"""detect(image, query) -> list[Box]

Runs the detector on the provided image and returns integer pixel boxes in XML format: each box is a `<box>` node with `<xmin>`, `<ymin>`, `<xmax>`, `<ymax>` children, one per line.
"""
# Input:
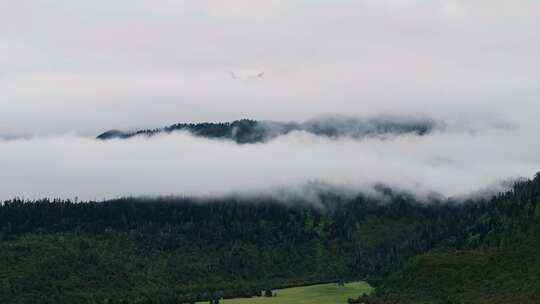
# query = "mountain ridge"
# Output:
<box><xmin>96</xmin><ymin>117</ymin><xmax>436</xmax><ymax>143</ymax></box>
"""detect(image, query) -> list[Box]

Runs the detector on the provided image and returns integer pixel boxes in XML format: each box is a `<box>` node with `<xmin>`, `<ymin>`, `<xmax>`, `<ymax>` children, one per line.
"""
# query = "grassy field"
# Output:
<box><xmin>198</xmin><ymin>282</ymin><xmax>373</xmax><ymax>304</ymax></box>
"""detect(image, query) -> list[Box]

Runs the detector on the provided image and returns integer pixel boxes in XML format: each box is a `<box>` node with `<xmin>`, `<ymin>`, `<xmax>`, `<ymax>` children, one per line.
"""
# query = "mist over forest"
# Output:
<box><xmin>1</xmin><ymin>113</ymin><xmax>537</xmax><ymax>202</ymax></box>
<box><xmin>2</xmin><ymin>1</ymin><xmax>540</xmax><ymax>304</ymax></box>
<box><xmin>2</xmin><ymin>1</ymin><xmax>540</xmax><ymax>203</ymax></box>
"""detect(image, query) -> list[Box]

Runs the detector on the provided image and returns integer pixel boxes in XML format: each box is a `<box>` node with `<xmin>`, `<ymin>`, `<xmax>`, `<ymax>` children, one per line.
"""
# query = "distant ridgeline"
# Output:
<box><xmin>96</xmin><ymin>117</ymin><xmax>436</xmax><ymax>143</ymax></box>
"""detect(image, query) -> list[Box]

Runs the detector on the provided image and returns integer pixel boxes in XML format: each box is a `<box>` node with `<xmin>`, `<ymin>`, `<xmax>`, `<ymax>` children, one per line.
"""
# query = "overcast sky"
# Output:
<box><xmin>1</xmin><ymin>1</ymin><xmax>539</xmax><ymax>200</ymax></box>
<box><xmin>2</xmin><ymin>0</ymin><xmax>539</xmax><ymax>135</ymax></box>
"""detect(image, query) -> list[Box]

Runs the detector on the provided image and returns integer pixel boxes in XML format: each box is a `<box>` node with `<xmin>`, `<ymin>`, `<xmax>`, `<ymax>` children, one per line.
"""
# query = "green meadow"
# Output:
<box><xmin>198</xmin><ymin>282</ymin><xmax>373</xmax><ymax>304</ymax></box>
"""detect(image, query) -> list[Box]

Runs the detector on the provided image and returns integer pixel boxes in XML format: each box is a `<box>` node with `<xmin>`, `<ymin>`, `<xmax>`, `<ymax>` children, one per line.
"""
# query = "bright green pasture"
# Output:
<box><xmin>198</xmin><ymin>281</ymin><xmax>373</xmax><ymax>304</ymax></box>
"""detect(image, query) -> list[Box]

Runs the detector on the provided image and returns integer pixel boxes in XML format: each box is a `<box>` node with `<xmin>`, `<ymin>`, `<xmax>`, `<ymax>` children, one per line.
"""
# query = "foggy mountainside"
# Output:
<box><xmin>96</xmin><ymin>117</ymin><xmax>436</xmax><ymax>143</ymax></box>
<box><xmin>1</xmin><ymin>173</ymin><xmax>540</xmax><ymax>303</ymax></box>
<box><xmin>3</xmin><ymin>1</ymin><xmax>540</xmax><ymax>304</ymax></box>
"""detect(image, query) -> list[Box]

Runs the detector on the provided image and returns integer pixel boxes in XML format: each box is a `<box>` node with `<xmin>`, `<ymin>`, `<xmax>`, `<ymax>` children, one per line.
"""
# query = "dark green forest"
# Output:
<box><xmin>361</xmin><ymin>174</ymin><xmax>540</xmax><ymax>304</ymax></box>
<box><xmin>1</xmin><ymin>174</ymin><xmax>540</xmax><ymax>303</ymax></box>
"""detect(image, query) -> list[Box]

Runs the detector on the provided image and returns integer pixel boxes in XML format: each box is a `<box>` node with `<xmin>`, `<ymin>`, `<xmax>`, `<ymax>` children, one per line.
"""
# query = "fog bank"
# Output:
<box><xmin>1</xmin><ymin>120</ymin><xmax>538</xmax><ymax>201</ymax></box>
<box><xmin>1</xmin><ymin>1</ymin><xmax>540</xmax><ymax>201</ymax></box>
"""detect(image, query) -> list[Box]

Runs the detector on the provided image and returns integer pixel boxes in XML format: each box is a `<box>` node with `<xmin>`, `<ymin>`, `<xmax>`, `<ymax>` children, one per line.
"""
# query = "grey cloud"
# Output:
<box><xmin>0</xmin><ymin>122</ymin><xmax>538</xmax><ymax>201</ymax></box>
<box><xmin>1</xmin><ymin>1</ymin><xmax>539</xmax><ymax>201</ymax></box>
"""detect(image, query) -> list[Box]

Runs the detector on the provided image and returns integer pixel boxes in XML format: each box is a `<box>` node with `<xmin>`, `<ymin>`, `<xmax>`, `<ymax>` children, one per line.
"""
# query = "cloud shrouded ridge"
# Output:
<box><xmin>1</xmin><ymin>113</ymin><xmax>537</xmax><ymax>202</ymax></box>
<box><xmin>96</xmin><ymin>115</ymin><xmax>438</xmax><ymax>143</ymax></box>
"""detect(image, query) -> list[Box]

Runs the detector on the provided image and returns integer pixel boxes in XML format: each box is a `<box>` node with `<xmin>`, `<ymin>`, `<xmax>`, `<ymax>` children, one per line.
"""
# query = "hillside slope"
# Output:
<box><xmin>0</xmin><ymin>194</ymin><xmax>455</xmax><ymax>303</ymax></box>
<box><xmin>367</xmin><ymin>241</ymin><xmax>540</xmax><ymax>304</ymax></box>
<box><xmin>363</xmin><ymin>174</ymin><xmax>540</xmax><ymax>304</ymax></box>
<box><xmin>1</xmin><ymin>174</ymin><xmax>539</xmax><ymax>303</ymax></box>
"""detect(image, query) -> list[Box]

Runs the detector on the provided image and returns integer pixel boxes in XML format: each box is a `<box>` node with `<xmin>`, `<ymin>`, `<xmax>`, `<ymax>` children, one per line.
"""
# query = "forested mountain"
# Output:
<box><xmin>1</xmin><ymin>173</ymin><xmax>539</xmax><ymax>303</ymax></box>
<box><xmin>0</xmin><ymin>192</ymin><xmax>454</xmax><ymax>303</ymax></box>
<box><xmin>96</xmin><ymin>117</ymin><xmax>436</xmax><ymax>143</ymax></box>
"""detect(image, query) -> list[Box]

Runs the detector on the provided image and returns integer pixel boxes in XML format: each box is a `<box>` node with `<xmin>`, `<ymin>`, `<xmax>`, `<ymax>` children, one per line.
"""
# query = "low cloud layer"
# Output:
<box><xmin>1</xmin><ymin>1</ymin><xmax>539</xmax><ymax>201</ymax></box>
<box><xmin>1</xmin><ymin>117</ymin><xmax>538</xmax><ymax>201</ymax></box>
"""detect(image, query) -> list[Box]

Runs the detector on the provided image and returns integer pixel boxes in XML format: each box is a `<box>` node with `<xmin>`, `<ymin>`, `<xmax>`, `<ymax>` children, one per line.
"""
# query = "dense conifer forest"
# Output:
<box><xmin>1</xmin><ymin>173</ymin><xmax>539</xmax><ymax>303</ymax></box>
<box><xmin>360</xmin><ymin>174</ymin><xmax>540</xmax><ymax>304</ymax></box>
